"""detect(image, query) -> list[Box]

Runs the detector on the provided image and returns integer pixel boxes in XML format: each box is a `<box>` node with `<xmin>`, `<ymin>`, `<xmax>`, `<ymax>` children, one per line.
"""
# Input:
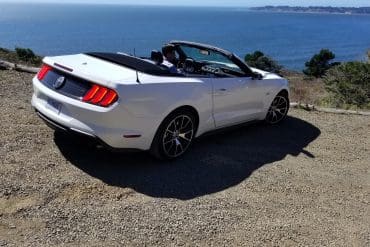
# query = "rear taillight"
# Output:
<box><xmin>37</xmin><ymin>64</ymin><xmax>52</xmax><ymax>81</ymax></box>
<box><xmin>82</xmin><ymin>84</ymin><xmax>118</xmax><ymax>107</ymax></box>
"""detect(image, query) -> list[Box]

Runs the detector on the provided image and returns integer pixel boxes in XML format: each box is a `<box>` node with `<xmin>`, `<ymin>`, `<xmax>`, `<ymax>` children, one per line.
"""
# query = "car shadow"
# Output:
<box><xmin>54</xmin><ymin>116</ymin><xmax>320</xmax><ymax>200</ymax></box>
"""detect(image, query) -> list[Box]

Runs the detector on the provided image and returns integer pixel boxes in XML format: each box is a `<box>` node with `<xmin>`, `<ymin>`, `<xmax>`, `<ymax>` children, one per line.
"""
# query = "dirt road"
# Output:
<box><xmin>1</xmin><ymin>70</ymin><xmax>369</xmax><ymax>246</ymax></box>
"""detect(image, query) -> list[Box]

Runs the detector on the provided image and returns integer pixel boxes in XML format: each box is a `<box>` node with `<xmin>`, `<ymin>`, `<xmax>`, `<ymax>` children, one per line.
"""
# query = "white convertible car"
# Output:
<box><xmin>32</xmin><ymin>41</ymin><xmax>289</xmax><ymax>159</ymax></box>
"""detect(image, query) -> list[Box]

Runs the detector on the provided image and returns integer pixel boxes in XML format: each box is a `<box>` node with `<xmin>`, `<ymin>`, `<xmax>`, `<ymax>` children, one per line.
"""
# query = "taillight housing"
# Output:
<box><xmin>37</xmin><ymin>64</ymin><xmax>52</xmax><ymax>81</ymax></box>
<box><xmin>82</xmin><ymin>84</ymin><xmax>118</xmax><ymax>107</ymax></box>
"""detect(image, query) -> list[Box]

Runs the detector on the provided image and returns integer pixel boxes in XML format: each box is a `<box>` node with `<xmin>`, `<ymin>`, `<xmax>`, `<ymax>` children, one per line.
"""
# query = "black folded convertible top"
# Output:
<box><xmin>85</xmin><ymin>52</ymin><xmax>175</xmax><ymax>76</ymax></box>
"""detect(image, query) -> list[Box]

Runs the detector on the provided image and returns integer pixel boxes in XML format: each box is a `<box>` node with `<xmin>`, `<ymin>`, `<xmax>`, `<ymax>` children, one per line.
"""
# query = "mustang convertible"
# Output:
<box><xmin>32</xmin><ymin>41</ymin><xmax>289</xmax><ymax>159</ymax></box>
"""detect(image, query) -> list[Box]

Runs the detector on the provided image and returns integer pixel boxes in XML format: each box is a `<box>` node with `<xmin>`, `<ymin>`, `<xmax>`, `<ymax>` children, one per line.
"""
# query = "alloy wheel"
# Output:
<box><xmin>266</xmin><ymin>95</ymin><xmax>289</xmax><ymax>124</ymax></box>
<box><xmin>162</xmin><ymin>115</ymin><xmax>194</xmax><ymax>158</ymax></box>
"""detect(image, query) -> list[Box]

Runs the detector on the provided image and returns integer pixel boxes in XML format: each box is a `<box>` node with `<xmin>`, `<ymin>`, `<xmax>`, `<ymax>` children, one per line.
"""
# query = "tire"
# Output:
<box><xmin>150</xmin><ymin>110</ymin><xmax>196</xmax><ymax>160</ymax></box>
<box><xmin>265</xmin><ymin>93</ymin><xmax>289</xmax><ymax>124</ymax></box>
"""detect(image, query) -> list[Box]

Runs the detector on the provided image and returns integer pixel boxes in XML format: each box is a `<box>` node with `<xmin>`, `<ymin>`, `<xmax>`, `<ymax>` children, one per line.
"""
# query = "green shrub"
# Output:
<box><xmin>324</xmin><ymin>61</ymin><xmax>370</xmax><ymax>109</ymax></box>
<box><xmin>15</xmin><ymin>47</ymin><xmax>36</xmax><ymax>61</ymax></box>
<box><xmin>244</xmin><ymin>51</ymin><xmax>282</xmax><ymax>73</ymax></box>
<box><xmin>303</xmin><ymin>49</ymin><xmax>338</xmax><ymax>78</ymax></box>
<box><xmin>0</xmin><ymin>46</ymin><xmax>42</xmax><ymax>66</ymax></box>
<box><xmin>14</xmin><ymin>47</ymin><xmax>42</xmax><ymax>65</ymax></box>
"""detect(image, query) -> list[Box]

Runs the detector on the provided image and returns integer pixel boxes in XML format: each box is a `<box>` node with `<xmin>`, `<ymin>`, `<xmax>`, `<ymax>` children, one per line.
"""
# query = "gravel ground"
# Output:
<box><xmin>0</xmin><ymin>70</ymin><xmax>369</xmax><ymax>246</ymax></box>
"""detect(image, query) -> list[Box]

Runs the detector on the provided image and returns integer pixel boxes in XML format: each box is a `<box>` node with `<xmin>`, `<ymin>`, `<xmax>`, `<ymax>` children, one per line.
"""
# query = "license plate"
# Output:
<box><xmin>46</xmin><ymin>98</ymin><xmax>61</xmax><ymax>114</ymax></box>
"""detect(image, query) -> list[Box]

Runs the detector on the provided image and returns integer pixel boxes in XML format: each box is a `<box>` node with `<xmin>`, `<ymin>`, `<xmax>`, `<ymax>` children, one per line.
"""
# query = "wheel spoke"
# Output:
<box><xmin>179</xmin><ymin>116</ymin><xmax>184</xmax><ymax>129</ymax></box>
<box><xmin>169</xmin><ymin>121</ymin><xmax>177</xmax><ymax>132</ymax></box>
<box><xmin>275</xmin><ymin>109</ymin><xmax>283</xmax><ymax>116</ymax></box>
<box><xmin>175</xmin><ymin>139</ymin><xmax>183</xmax><ymax>154</ymax></box>
<box><xmin>166</xmin><ymin>129</ymin><xmax>174</xmax><ymax>135</ymax></box>
<box><xmin>179</xmin><ymin>133</ymin><xmax>191</xmax><ymax>142</ymax></box>
<box><xmin>181</xmin><ymin>118</ymin><xmax>190</xmax><ymax>130</ymax></box>
<box><xmin>174</xmin><ymin>121</ymin><xmax>180</xmax><ymax>132</ymax></box>
<box><xmin>166</xmin><ymin>140</ymin><xmax>175</xmax><ymax>153</ymax></box>
<box><xmin>278</xmin><ymin>104</ymin><xmax>287</xmax><ymax>113</ymax></box>
<box><xmin>182</xmin><ymin>129</ymin><xmax>193</xmax><ymax>135</ymax></box>
<box><xmin>278</xmin><ymin>97</ymin><xmax>283</xmax><ymax>106</ymax></box>
<box><xmin>173</xmin><ymin>143</ymin><xmax>178</xmax><ymax>156</ymax></box>
<box><xmin>277</xmin><ymin>108</ymin><xmax>286</xmax><ymax>115</ymax></box>
<box><xmin>164</xmin><ymin>139</ymin><xmax>174</xmax><ymax>145</ymax></box>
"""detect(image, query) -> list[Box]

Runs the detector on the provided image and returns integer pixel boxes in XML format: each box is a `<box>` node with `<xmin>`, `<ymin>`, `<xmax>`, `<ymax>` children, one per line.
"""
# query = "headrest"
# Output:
<box><xmin>151</xmin><ymin>50</ymin><xmax>163</xmax><ymax>65</ymax></box>
<box><xmin>162</xmin><ymin>44</ymin><xmax>175</xmax><ymax>56</ymax></box>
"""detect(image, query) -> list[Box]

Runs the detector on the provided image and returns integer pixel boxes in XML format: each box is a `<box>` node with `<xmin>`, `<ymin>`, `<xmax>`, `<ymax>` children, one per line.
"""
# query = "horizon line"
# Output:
<box><xmin>1</xmin><ymin>2</ymin><xmax>370</xmax><ymax>8</ymax></box>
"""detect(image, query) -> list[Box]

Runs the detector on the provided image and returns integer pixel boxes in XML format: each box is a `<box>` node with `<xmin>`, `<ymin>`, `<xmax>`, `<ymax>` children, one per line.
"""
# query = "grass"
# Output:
<box><xmin>283</xmin><ymin>70</ymin><xmax>370</xmax><ymax>110</ymax></box>
<box><xmin>281</xmin><ymin>70</ymin><xmax>329</xmax><ymax>106</ymax></box>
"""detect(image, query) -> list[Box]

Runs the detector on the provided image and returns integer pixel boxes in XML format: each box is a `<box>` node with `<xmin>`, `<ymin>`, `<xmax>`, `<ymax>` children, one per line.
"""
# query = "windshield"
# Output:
<box><xmin>179</xmin><ymin>45</ymin><xmax>243</xmax><ymax>72</ymax></box>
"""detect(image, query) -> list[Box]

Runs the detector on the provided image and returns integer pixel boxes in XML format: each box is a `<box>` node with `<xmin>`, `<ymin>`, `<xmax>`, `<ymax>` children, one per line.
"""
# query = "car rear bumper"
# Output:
<box><xmin>32</xmin><ymin>77</ymin><xmax>160</xmax><ymax>150</ymax></box>
<box><xmin>36</xmin><ymin>109</ymin><xmax>104</xmax><ymax>144</ymax></box>
<box><xmin>35</xmin><ymin>110</ymin><xmax>141</xmax><ymax>152</ymax></box>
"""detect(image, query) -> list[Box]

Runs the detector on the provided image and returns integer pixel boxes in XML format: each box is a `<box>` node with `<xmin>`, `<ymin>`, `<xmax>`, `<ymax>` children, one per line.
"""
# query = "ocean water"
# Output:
<box><xmin>1</xmin><ymin>3</ymin><xmax>370</xmax><ymax>71</ymax></box>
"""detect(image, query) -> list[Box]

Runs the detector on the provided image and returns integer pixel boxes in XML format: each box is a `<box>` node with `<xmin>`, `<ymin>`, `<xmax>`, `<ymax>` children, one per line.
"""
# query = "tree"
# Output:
<box><xmin>324</xmin><ymin>61</ymin><xmax>370</xmax><ymax>109</ymax></box>
<box><xmin>303</xmin><ymin>49</ymin><xmax>338</xmax><ymax>78</ymax></box>
<box><xmin>244</xmin><ymin>51</ymin><xmax>282</xmax><ymax>73</ymax></box>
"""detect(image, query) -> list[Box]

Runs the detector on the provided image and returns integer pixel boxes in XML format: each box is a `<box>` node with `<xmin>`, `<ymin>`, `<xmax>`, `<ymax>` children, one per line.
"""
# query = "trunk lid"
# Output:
<box><xmin>43</xmin><ymin>53</ymin><xmax>138</xmax><ymax>86</ymax></box>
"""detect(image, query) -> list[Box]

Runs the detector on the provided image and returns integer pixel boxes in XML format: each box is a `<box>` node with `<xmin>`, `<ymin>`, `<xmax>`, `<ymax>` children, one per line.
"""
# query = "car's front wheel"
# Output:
<box><xmin>265</xmin><ymin>93</ymin><xmax>289</xmax><ymax>124</ymax></box>
<box><xmin>150</xmin><ymin>110</ymin><xmax>196</xmax><ymax>160</ymax></box>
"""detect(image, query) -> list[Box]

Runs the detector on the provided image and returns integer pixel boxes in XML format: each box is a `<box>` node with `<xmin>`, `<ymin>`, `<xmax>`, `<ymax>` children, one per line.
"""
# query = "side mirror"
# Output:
<box><xmin>252</xmin><ymin>72</ymin><xmax>263</xmax><ymax>80</ymax></box>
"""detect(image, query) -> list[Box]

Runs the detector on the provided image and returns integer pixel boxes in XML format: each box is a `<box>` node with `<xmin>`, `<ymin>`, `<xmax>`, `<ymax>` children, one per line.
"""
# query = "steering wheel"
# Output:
<box><xmin>183</xmin><ymin>58</ymin><xmax>196</xmax><ymax>73</ymax></box>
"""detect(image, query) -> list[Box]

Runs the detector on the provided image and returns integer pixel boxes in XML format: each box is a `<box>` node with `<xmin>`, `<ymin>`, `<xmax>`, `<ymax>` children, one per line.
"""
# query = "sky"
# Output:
<box><xmin>0</xmin><ymin>0</ymin><xmax>369</xmax><ymax>7</ymax></box>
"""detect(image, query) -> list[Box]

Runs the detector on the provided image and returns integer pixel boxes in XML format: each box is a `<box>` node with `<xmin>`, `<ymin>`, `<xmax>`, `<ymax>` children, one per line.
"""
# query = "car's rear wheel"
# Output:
<box><xmin>150</xmin><ymin>110</ymin><xmax>196</xmax><ymax>160</ymax></box>
<box><xmin>265</xmin><ymin>93</ymin><xmax>289</xmax><ymax>124</ymax></box>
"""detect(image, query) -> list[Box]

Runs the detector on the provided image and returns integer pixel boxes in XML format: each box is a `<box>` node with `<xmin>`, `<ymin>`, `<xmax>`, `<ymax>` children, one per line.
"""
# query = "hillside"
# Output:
<box><xmin>251</xmin><ymin>6</ymin><xmax>370</xmax><ymax>15</ymax></box>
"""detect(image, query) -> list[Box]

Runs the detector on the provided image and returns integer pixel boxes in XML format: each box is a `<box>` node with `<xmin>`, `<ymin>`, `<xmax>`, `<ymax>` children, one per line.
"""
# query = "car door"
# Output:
<box><xmin>173</xmin><ymin>43</ymin><xmax>266</xmax><ymax>128</ymax></box>
<box><xmin>211</xmin><ymin>76</ymin><xmax>265</xmax><ymax>128</ymax></box>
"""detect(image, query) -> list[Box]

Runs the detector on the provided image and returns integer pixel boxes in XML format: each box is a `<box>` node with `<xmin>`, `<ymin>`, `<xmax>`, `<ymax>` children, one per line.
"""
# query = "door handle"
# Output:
<box><xmin>214</xmin><ymin>88</ymin><xmax>227</xmax><ymax>96</ymax></box>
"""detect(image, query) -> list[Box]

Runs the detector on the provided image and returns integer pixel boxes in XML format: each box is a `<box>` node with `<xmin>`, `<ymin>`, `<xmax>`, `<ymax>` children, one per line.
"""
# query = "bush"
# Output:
<box><xmin>15</xmin><ymin>47</ymin><xmax>37</xmax><ymax>62</ymax></box>
<box><xmin>303</xmin><ymin>49</ymin><xmax>338</xmax><ymax>78</ymax></box>
<box><xmin>0</xmin><ymin>46</ymin><xmax>42</xmax><ymax>66</ymax></box>
<box><xmin>244</xmin><ymin>51</ymin><xmax>282</xmax><ymax>73</ymax></box>
<box><xmin>0</xmin><ymin>47</ymin><xmax>10</xmax><ymax>53</ymax></box>
<box><xmin>14</xmin><ymin>47</ymin><xmax>42</xmax><ymax>65</ymax></box>
<box><xmin>324</xmin><ymin>61</ymin><xmax>370</xmax><ymax>109</ymax></box>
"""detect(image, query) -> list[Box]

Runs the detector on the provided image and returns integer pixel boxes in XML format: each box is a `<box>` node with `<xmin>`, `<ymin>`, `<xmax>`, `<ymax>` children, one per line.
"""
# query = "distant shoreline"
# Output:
<box><xmin>249</xmin><ymin>10</ymin><xmax>370</xmax><ymax>16</ymax></box>
<box><xmin>250</xmin><ymin>6</ymin><xmax>370</xmax><ymax>15</ymax></box>
<box><xmin>1</xmin><ymin>3</ymin><xmax>369</xmax><ymax>13</ymax></box>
